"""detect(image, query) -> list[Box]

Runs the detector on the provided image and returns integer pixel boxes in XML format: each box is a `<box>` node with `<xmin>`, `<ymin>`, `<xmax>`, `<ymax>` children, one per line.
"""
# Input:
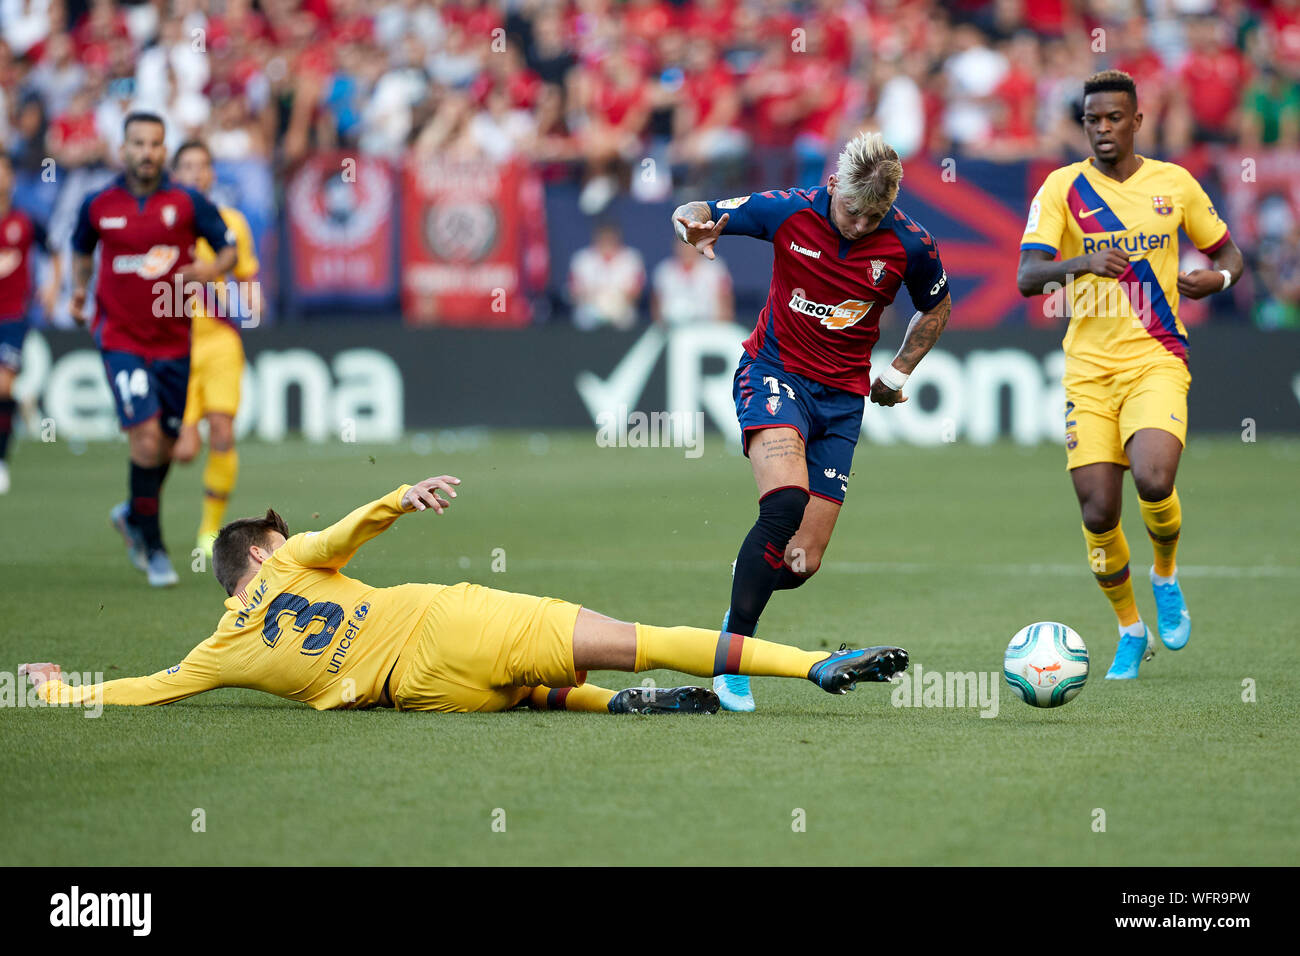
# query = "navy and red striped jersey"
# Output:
<box><xmin>0</xmin><ymin>207</ymin><xmax>53</xmax><ymax>322</ymax></box>
<box><xmin>707</xmin><ymin>186</ymin><xmax>949</xmax><ymax>396</ymax></box>
<box><xmin>71</xmin><ymin>173</ymin><xmax>232</xmax><ymax>359</ymax></box>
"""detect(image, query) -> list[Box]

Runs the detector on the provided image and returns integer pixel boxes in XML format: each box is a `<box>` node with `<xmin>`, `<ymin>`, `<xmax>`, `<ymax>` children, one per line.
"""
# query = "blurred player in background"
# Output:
<box><xmin>169</xmin><ymin>140</ymin><xmax>261</xmax><ymax>560</ymax></box>
<box><xmin>70</xmin><ymin>112</ymin><xmax>236</xmax><ymax>586</ymax></box>
<box><xmin>1017</xmin><ymin>71</ymin><xmax>1244</xmax><ymax>679</ymax></box>
<box><xmin>0</xmin><ymin>153</ymin><xmax>61</xmax><ymax>495</ymax></box>
<box><xmin>22</xmin><ymin>476</ymin><xmax>909</xmax><ymax>714</ymax></box>
<box><xmin>672</xmin><ymin>131</ymin><xmax>952</xmax><ymax>711</ymax></box>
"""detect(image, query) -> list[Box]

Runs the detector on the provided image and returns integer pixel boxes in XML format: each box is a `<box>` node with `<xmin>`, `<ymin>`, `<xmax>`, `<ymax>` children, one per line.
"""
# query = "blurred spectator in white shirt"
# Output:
<box><xmin>652</xmin><ymin>240</ymin><xmax>733</xmax><ymax>327</ymax></box>
<box><xmin>943</xmin><ymin>24</ymin><xmax>1009</xmax><ymax>147</ymax></box>
<box><xmin>2</xmin><ymin>0</ymin><xmax>52</xmax><ymax>58</ymax></box>
<box><xmin>569</xmin><ymin>222</ymin><xmax>645</xmax><ymax>331</ymax></box>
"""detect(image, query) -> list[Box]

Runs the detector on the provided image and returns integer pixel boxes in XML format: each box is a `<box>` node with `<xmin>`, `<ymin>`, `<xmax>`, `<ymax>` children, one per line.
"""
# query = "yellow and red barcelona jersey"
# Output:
<box><xmin>190</xmin><ymin>205</ymin><xmax>258</xmax><ymax>346</ymax></box>
<box><xmin>1020</xmin><ymin>156</ymin><xmax>1230</xmax><ymax>374</ymax></box>
<box><xmin>38</xmin><ymin>486</ymin><xmax>448</xmax><ymax>710</ymax></box>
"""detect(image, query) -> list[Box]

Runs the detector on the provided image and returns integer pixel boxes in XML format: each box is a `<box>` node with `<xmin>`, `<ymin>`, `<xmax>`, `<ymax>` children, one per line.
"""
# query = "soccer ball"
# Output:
<box><xmin>1003</xmin><ymin>622</ymin><xmax>1089</xmax><ymax>708</ymax></box>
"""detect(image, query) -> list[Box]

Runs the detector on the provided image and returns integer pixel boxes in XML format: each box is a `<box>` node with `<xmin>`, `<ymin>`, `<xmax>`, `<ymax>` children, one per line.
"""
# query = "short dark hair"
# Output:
<box><xmin>1083</xmin><ymin>69</ymin><xmax>1137</xmax><ymax>109</ymax></box>
<box><xmin>212</xmin><ymin>509</ymin><xmax>290</xmax><ymax>596</ymax></box>
<box><xmin>171</xmin><ymin>139</ymin><xmax>211</xmax><ymax>169</ymax></box>
<box><xmin>122</xmin><ymin>111</ymin><xmax>166</xmax><ymax>136</ymax></box>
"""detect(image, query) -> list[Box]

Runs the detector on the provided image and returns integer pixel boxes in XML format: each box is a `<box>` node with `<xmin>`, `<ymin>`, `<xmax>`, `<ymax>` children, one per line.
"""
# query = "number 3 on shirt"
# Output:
<box><xmin>263</xmin><ymin>592</ymin><xmax>345</xmax><ymax>655</ymax></box>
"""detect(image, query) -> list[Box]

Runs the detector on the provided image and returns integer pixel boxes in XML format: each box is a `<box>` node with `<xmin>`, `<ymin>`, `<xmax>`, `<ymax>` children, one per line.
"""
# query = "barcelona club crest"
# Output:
<box><xmin>1151</xmin><ymin>196</ymin><xmax>1173</xmax><ymax>216</ymax></box>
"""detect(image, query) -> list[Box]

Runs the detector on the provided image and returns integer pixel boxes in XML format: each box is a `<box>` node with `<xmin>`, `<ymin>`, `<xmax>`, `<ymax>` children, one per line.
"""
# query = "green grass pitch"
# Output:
<box><xmin>1</xmin><ymin>431</ymin><xmax>1296</xmax><ymax>865</ymax></box>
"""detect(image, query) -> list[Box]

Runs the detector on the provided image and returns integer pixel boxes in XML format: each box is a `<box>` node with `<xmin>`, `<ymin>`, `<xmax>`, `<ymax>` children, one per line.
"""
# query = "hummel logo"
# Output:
<box><xmin>1077</xmin><ymin>207</ymin><xmax>1104</xmax><ymax>219</ymax></box>
<box><xmin>824</xmin><ymin>467</ymin><xmax>836</xmax><ymax>478</ymax></box>
<box><xmin>790</xmin><ymin>241</ymin><xmax>821</xmax><ymax>259</ymax></box>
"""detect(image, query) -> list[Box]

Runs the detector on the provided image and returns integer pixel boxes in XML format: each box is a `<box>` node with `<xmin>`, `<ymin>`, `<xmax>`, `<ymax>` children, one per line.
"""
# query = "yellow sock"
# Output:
<box><xmin>1138</xmin><ymin>489</ymin><xmax>1181</xmax><ymax>578</ymax></box>
<box><xmin>1082</xmin><ymin>523</ymin><xmax>1139</xmax><ymax>627</ymax></box>
<box><xmin>199</xmin><ymin>448</ymin><xmax>239</xmax><ymax>536</ymax></box>
<box><xmin>633</xmin><ymin>623</ymin><xmax>827</xmax><ymax>679</ymax></box>
<box><xmin>527</xmin><ymin>684</ymin><xmax>616</xmax><ymax>712</ymax></box>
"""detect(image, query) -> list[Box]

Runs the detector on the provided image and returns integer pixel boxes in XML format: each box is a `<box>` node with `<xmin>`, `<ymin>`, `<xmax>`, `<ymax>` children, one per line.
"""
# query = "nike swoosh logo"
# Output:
<box><xmin>1170</xmin><ymin>414</ymin><xmax>1183</xmax><ymax>423</ymax></box>
<box><xmin>1077</xmin><ymin>206</ymin><xmax>1105</xmax><ymax>219</ymax></box>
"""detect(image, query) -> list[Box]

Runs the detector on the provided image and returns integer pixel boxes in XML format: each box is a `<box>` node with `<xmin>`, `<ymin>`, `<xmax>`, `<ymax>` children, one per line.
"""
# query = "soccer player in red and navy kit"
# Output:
<box><xmin>672</xmin><ymin>132</ymin><xmax>952</xmax><ymax>711</ymax></box>
<box><xmin>70</xmin><ymin>113</ymin><xmax>236</xmax><ymax>586</ymax></box>
<box><xmin>0</xmin><ymin>153</ymin><xmax>61</xmax><ymax>495</ymax></box>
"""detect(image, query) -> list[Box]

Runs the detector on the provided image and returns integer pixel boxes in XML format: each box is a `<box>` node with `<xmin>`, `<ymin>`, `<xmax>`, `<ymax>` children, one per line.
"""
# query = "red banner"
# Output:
<box><xmin>286</xmin><ymin>154</ymin><xmax>397</xmax><ymax>302</ymax></box>
<box><xmin>400</xmin><ymin>157</ymin><xmax>547</xmax><ymax>325</ymax></box>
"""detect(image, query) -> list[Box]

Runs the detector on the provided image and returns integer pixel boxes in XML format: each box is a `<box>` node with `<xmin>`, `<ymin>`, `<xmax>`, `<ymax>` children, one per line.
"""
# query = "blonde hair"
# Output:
<box><xmin>834</xmin><ymin>132</ymin><xmax>903</xmax><ymax>208</ymax></box>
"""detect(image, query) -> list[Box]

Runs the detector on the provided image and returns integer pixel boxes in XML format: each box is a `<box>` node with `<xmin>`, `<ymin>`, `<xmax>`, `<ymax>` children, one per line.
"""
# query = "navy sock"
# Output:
<box><xmin>0</xmin><ymin>397</ymin><xmax>14</xmax><ymax>460</ymax></box>
<box><xmin>727</xmin><ymin>486</ymin><xmax>809</xmax><ymax>636</ymax></box>
<box><xmin>773</xmin><ymin>565</ymin><xmax>810</xmax><ymax>591</ymax></box>
<box><xmin>129</xmin><ymin>461</ymin><xmax>171</xmax><ymax>552</ymax></box>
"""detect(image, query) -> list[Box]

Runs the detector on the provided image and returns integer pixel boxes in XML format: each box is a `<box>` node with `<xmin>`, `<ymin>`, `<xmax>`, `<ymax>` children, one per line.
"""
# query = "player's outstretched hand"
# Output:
<box><xmin>869</xmin><ymin>377</ymin><xmax>908</xmax><ymax>407</ymax></box>
<box><xmin>1177</xmin><ymin>269</ymin><xmax>1227</xmax><ymax>300</ymax></box>
<box><xmin>18</xmin><ymin>663</ymin><xmax>62</xmax><ymax>688</ymax></box>
<box><xmin>402</xmin><ymin>476</ymin><xmax>461</xmax><ymax>514</ymax></box>
<box><xmin>674</xmin><ymin>212</ymin><xmax>729</xmax><ymax>259</ymax></box>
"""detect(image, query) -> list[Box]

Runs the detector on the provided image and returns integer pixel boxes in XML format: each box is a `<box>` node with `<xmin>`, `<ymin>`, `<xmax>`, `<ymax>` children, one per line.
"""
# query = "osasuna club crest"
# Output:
<box><xmin>870</xmin><ymin>258</ymin><xmax>887</xmax><ymax>284</ymax></box>
<box><xmin>161</xmin><ymin>204</ymin><xmax>177</xmax><ymax>227</ymax></box>
<box><xmin>766</xmin><ymin>394</ymin><xmax>782</xmax><ymax>415</ymax></box>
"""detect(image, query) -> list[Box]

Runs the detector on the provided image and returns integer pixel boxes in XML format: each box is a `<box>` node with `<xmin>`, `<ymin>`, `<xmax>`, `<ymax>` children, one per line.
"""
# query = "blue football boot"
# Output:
<box><xmin>1151</xmin><ymin>568</ymin><xmax>1191</xmax><ymax>650</ymax></box>
<box><xmin>1104</xmin><ymin>624</ymin><xmax>1151</xmax><ymax>680</ymax></box>
<box><xmin>110</xmin><ymin>501</ymin><xmax>148</xmax><ymax>573</ymax></box>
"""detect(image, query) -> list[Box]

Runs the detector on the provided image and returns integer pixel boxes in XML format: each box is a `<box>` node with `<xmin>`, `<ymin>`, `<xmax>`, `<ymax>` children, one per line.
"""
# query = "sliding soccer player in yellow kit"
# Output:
<box><xmin>1017</xmin><ymin>70</ymin><xmax>1244</xmax><ymax>679</ymax></box>
<box><xmin>169</xmin><ymin>140</ymin><xmax>260</xmax><ymax>559</ymax></box>
<box><xmin>23</xmin><ymin>475</ymin><xmax>909</xmax><ymax>714</ymax></box>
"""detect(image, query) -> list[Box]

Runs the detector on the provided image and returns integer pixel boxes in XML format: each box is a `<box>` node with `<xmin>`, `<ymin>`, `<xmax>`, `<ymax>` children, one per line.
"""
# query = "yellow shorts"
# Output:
<box><xmin>391</xmin><ymin>583</ymin><xmax>584</xmax><ymax>713</ymax></box>
<box><xmin>1063</xmin><ymin>360</ymin><xmax>1191</xmax><ymax>470</ymax></box>
<box><xmin>183</xmin><ymin>321</ymin><xmax>245</xmax><ymax>426</ymax></box>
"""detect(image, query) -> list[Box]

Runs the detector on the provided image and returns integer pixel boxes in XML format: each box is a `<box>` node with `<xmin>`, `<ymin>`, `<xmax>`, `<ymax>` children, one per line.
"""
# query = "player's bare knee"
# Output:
<box><xmin>1133</xmin><ymin>468</ymin><xmax>1174</xmax><ymax>502</ymax></box>
<box><xmin>1080</xmin><ymin>499</ymin><xmax>1120</xmax><ymax>534</ymax></box>
<box><xmin>129</xmin><ymin>432</ymin><xmax>165</xmax><ymax>466</ymax></box>
<box><xmin>208</xmin><ymin>416</ymin><xmax>235</xmax><ymax>450</ymax></box>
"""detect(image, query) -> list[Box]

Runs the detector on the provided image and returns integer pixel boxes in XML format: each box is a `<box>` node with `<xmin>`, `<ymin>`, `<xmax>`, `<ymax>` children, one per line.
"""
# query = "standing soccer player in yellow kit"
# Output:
<box><xmin>169</xmin><ymin>141</ymin><xmax>260</xmax><ymax>559</ymax></box>
<box><xmin>1017</xmin><ymin>71</ymin><xmax>1244</xmax><ymax>679</ymax></box>
<box><xmin>22</xmin><ymin>475</ymin><xmax>909</xmax><ymax>714</ymax></box>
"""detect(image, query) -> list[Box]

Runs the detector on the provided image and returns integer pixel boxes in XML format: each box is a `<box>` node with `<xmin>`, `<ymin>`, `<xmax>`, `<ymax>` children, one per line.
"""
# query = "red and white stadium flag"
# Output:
<box><xmin>400</xmin><ymin>157</ymin><xmax>547</xmax><ymax>326</ymax></box>
<box><xmin>286</xmin><ymin>153</ymin><xmax>398</xmax><ymax>303</ymax></box>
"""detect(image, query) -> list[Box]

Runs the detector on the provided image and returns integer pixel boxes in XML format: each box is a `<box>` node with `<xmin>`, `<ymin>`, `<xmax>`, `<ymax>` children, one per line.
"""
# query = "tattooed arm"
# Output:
<box><xmin>870</xmin><ymin>293</ymin><xmax>952</xmax><ymax>407</ymax></box>
<box><xmin>671</xmin><ymin>201</ymin><xmax>729</xmax><ymax>259</ymax></box>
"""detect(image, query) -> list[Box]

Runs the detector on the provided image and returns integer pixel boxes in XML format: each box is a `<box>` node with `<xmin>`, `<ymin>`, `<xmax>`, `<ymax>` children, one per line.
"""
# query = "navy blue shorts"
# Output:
<box><xmin>732</xmin><ymin>354</ymin><xmax>864</xmax><ymax>503</ymax></box>
<box><xmin>101</xmin><ymin>351</ymin><xmax>190</xmax><ymax>437</ymax></box>
<box><xmin>0</xmin><ymin>319</ymin><xmax>26</xmax><ymax>372</ymax></box>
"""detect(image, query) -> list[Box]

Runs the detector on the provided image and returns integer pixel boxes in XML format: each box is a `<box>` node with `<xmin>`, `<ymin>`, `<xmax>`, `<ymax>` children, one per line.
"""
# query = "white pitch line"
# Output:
<box><xmin>430</xmin><ymin>557</ymin><xmax>1300</xmax><ymax>579</ymax></box>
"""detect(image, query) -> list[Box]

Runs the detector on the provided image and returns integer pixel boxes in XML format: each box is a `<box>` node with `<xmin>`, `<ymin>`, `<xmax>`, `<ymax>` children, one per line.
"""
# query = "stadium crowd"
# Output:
<box><xmin>2</xmin><ymin>0</ymin><xmax>1299</xmax><ymax>326</ymax></box>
